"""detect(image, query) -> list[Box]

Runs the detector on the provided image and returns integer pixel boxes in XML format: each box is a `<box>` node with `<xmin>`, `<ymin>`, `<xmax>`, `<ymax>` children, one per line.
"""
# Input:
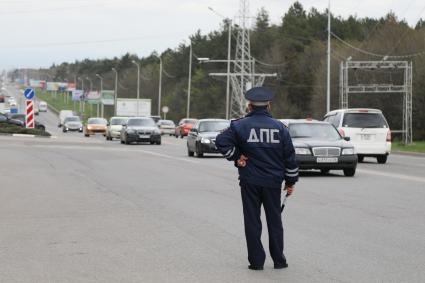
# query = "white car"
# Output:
<box><xmin>324</xmin><ymin>108</ymin><xmax>391</xmax><ymax>164</ymax></box>
<box><xmin>58</xmin><ymin>110</ymin><xmax>74</xmax><ymax>127</ymax></box>
<box><xmin>157</xmin><ymin>119</ymin><xmax>176</xmax><ymax>135</ymax></box>
<box><xmin>39</xmin><ymin>101</ymin><xmax>48</xmax><ymax>112</ymax></box>
<box><xmin>106</xmin><ymin>116</ymin><xmax>128</xmax><ymax>140</ymax></box>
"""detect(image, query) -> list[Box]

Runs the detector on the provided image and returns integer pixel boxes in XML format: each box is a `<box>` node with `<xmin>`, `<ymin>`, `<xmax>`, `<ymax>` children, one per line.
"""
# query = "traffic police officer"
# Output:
<box><xmin>216</xmin><ymin>87</ymin><xmax>299</xmax><ymax>270</ymax></box>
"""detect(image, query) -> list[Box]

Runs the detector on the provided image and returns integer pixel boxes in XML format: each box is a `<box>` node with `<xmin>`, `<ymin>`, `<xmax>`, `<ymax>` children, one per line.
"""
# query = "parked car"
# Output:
<box><xmin>58</xmin><ymin>110</ymin><xmax>74</xmax><ymax>127</ymax></box>
<box><xmin>0</xmin><ymin>113</ymin><xmax>24</xmax><ymax>127</ymax></box>
<box><xmin>63</xmin><ymin>116</ymin><xmax>83</xmax><ymax>132</ymax></box>
<box><xmin>157</xmin><ymin>119</ymin><xmax>176</xmax><ymax>135</ymax></box>
<box><xmin>283</xmin><ymin>119</ymin><xmax>357</xmax><ymax>176</ymax></box>
<box><xmin>120</xmin><ymin>117</ymin><xmax>161</xmax><ymax>145</ymax></box>
<box><xmin>5</xmin><ymin>113</ymin><xmax>46</xmax><ymax>131</ymax></box>
<box><xmin>84</xmin><ymin>117</ymin><xmax>107</xmax><ymax>137</ymax></box>
<box><xmin>38</xmin><ymin>101</ymin><xmax>48</xmax><ymax>112</ymax></box>
<box><xmin>324</xmin><ymin>108</ymin><xmax>391</xmax><ymax>163</ymax></box>
<box><xmin>187</xmin><ymin>119</ymin><xmax>230</xmax><ymax>157</ymax></box>
<box><xmin>175</xmin><ymin>118</ymin><xmax>197</xmax><ymax>138</ymax></box>
<box><xmin>106</xmin><ymin>116</ymin><xmax>128</xmax><ymax>140</ymax></box>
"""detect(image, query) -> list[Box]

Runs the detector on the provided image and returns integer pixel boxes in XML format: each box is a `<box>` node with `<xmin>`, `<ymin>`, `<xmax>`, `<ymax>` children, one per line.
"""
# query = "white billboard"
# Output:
<box><xmin>116</xmin><ymin>98</ymin><xmax>151</xmax><ymax>117</ymax></box>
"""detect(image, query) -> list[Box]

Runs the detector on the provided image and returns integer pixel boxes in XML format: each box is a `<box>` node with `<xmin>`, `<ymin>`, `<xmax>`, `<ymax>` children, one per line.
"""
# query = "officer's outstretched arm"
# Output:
<box><xmin>282</xmin><ymin>129</ymin><xmax>299</xmax><ymax>185</ymax></box>
<box><xmin>216</xmin><ymin>124</ymin><xmax>241</xmax><ymax>161</ymax></box>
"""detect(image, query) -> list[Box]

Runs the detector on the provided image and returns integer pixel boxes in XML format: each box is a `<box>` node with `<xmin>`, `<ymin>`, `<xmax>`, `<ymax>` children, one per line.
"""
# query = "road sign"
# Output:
<box><xmin>24</xmin><ymin>88</ymin><xmax>35</xmax><ymax>100</ymax></box>
<box><xmin>162</xmin><ymin>106</ymin><xmax>169</xmax><ymax>113</ymax></box>
<box><xmin>25</xmin><ymin>100</ymin><xmax>34</xmax><ymax>129</ymax></box>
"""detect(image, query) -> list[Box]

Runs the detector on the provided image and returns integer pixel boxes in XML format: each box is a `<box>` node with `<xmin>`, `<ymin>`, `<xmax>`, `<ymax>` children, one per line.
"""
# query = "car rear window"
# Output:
<box><xmin>342</xmin><ymin>113</ymin><xmax>388</xmax><ymax>128</ymax></box>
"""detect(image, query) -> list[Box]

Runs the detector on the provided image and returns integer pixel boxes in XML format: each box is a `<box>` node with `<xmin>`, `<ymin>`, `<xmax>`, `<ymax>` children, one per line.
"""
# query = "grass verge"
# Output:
<box><xmin>392</xmin><ymin>141</ymin><xmax>425</xmax><ymax>154</ymax></box>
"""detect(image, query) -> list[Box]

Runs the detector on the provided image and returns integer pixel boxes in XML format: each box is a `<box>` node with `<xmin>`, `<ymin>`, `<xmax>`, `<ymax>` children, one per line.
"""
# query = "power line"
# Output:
<box><xmin>330</xmin><ymin>31</ymin><xmax>425</xmax><ymax>58</ymax></box>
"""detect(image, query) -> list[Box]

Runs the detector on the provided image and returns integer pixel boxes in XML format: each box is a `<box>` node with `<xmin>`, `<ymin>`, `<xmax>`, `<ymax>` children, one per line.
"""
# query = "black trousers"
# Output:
<box><xmin>240</xmin><ymin>182</ymin><xmax>286</xmax><ymax>267</ymax></box>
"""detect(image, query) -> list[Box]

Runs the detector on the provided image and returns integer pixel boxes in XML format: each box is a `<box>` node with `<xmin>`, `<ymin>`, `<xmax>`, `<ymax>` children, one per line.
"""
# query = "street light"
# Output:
<box><xmin>96</xmin><ymin>74</ymin><xmax>104</xmax><ymax>117</ymax></box>
<box><xmin>208</xmin><ymin>6</ymin><xmax>232</xmax><ymax>120</ymax></box>
<box><xmin>187</xmin><ymin>41</ymin><xmax>193</xmax><ymax>118</ymax></box>
<box><xmin>77</xmin><ymin>77</ymin><xmax>84</xmax><ymax>112</ymax></box>
<box><xmin>86</xmin><ymin>77</ymin><xmax>93</xmax><ymax>115</ymax></box>
<box><xmin>111</xmin><ymin>68</ymin><xmax>118</xmax><ymax>116</ymax></box>
<box><xmin>132</xmin><ymin>60</ymin><xmax>141</xmax><ymax>116</ymax></box>
<box><xmin>154</xmin><ymin>55</ymin><xmax>163</xmax><ymax>117</ymax></box>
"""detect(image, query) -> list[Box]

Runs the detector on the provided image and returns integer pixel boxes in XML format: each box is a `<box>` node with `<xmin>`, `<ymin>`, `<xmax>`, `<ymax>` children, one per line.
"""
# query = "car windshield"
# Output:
<box><xmin>182</xmin><ymin>119</ymin><xmax>196</xmax><ymax>125</ymax></box>
<box><xmin>111</xmin><ymin>118</ymin><xmax>126</xmax><ymax>125</ymax></box>
<box><xmin>199</xmin><ymin>121</ymin><xmax>230</xmax><ymax>132</ymax></box>
<box><xmin>160</xmin><ymin>120</ymin><xmax>175</xmax><ymax>126</ymax></box>
<box><xmin>342</xmin><ymin>113</ymin><xmax>388</xmax><ymax>128</ymax></box>
<box><xmin>289</xmin><ymin>123</ymin><xmax>341</xmax><ymax>140</ymax></box>
<box><xmin>65</xmin><ymin>117</ymin><xmax>80</xmax><ymax>122</ymax></box>
<box><xmin>128</xmin><ymin>118</ymin><xmax>156</xmax><ymax>127</ymax></box>
<box><xmin>88</xmin><ymin>118</ymin><xmax>107</xmax><ymax>125</ymax></box>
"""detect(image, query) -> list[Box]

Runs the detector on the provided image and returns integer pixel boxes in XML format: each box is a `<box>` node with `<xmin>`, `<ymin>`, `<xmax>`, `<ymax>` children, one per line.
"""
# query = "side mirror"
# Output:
<box><xmin>343</xmin><ymin>137</ymin><xmax>350</xmax><ymax>141</ymax></box>
<box><xmin>191</xmin><ymin>128</ymin><xmax>198</xmax><ymax>133</ymax></box>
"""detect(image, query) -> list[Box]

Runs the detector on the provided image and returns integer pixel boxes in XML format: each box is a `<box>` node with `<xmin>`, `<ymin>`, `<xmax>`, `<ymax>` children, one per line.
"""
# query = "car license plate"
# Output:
<box><xmin>361</xmin><ymin>134</ymin><xmax>373</xmax><ymax>141</ymax></box>
<box><xmin>139</xmin><ymin>134</ymin><xmax>150</xmax><ymax>139</ymax></box>
<box><xmin>317</xmin><ymin>157</ymin><xmax>338</xmax><ymax>163</ymax></box>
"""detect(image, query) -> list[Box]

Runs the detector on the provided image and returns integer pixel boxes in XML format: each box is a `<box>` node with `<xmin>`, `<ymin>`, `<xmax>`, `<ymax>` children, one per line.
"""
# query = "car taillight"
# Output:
<box><xmin>386</xmin><ymin>130</ymin><xmax>391</xmax><ymax>142</ymax></box>
<box><xmin>338</xmin><ymin>128</ymin><xmax>345</xmax><ymax>137</ymax></box>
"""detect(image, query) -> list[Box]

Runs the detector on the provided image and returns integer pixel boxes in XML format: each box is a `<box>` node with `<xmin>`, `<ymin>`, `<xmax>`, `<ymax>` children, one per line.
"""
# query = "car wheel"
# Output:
<box><xmin>196</xmin><ymin>143</ymin><xmax>204</xmax><ymax>158</ymax></box>
<box><xmin>156</xmin><ymin>140</ymin><xmax>161</xmax><ymax>145</ymax></box>
<box><xmin>343</xmin><ymin>168</ymin><xmax>356</xmax><ymax>177</ymax></box>
<box><xmin>120</xmin><ymin>139</ymin><xmax>124</xmax><ymax>144</ymax></box>
<box><xmin>85</xmin><ymin>134</ymin><xmax>89</xmax><ymax>137</ymax></box>
<box><xmin>377</xmin><ymin>155</ymin><xmax>387</xmax><ymax>164</ymax></box>
<box><xmin>188</xmin><ymin>147</ymin><xmax>194</xmax><ymax>157</ymax></box>
<box><xmin>357</xmin><ymin>155</ymin><xmax>364</xmax><ymax>163</ymax></box>
<box><xmin>320</xmin><ymin>169</ymin><xmax>330</xmax><ymax>175</ymax></box>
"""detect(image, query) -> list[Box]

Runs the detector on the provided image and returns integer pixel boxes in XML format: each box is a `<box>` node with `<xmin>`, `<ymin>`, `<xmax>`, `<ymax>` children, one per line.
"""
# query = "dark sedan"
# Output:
<box><xmin>120</xmin><ymin>117</ymin><xmax>161</xmax><ymax>145</ymax></box>
<box><xmin>283</xmin><ymin>119</ymin><xmax>357</xmax><ymax>176</ymax></box>
<box><xmin>5</xmin><ymin>113</ymin><xmax>46</xmax><ymax>131</ymax></box>
<box><xmin>187</xmin><ymin>119</ymin><xmax>230</xmax><ymax>157</ymax></box>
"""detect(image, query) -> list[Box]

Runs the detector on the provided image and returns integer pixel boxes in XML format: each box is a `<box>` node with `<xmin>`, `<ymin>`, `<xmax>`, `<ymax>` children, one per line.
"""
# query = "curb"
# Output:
<box><xmin>392</xmin><ymin>151</ymin><xmax>425</xmax><ymax>158</ymax></box>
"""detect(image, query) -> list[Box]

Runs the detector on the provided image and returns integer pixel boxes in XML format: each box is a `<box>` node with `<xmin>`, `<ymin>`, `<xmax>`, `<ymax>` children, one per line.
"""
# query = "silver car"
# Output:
<box><xmin>63</xmin><ymin>116</ymin><xmax>83</xmax><ymax>132</ymax></box>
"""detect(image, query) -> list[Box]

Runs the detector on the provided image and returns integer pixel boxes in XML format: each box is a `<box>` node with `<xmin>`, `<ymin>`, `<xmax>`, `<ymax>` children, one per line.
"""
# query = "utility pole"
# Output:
<box><xmin>225</xmin><ymin>21</ymin><xmax>232</xmax><ymax>120</ymax></box>
<box><xmin>96</xmin><ymin>74</ymin><xmax>104</xmax><ymax>118</ymax></box>
<box><xmin>187</xmin><ymin>42</ymin><xmax>192</xmax><ymax>118</ymax></box>
<box><xmin>326</xmin><ymin>0</ymin><xmax>331</xmax><ymax>113</ymax></box>
<box><xmin>132</xmin><ymin>60</ymin><xmax>141</xmax><ymax>116</ymax></box>
<box><xmin>157</xmin><ymin>56</ymin><xmax>163</xmax><ymax>116</ymax></box>
<box><xmin>112</xmin><ymin>68</ymin><xmax>118</xmax><ymax>116</ymax></box>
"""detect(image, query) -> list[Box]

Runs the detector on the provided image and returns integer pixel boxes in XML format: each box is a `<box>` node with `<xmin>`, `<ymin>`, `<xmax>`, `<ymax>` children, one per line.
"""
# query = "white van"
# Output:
<box><xmin>58</xmin><ymin>110</ymin><xmax>74</xmax><ymax>127</ymax></box>
<box><xmin>39</xmin><ymin>101</ymin><xmax>48</xmax><ymax>112</ymax></box>
<box><xmin>324</xmin><ymin>109</ymin><xmax>391</xmax><ymax>164</ymax></box>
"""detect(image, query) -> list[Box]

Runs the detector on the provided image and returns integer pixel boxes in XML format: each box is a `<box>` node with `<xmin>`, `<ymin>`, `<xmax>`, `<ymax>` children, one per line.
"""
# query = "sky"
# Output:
<box><xmin>0</xmin><ymin>0</ymin><xmax>424</xmax><ymax>70</ymax></box>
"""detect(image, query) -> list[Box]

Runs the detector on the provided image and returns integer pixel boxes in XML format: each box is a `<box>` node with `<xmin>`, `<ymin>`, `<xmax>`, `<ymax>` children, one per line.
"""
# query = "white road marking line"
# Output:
<box><xmin>12</xmin><ymin>134</ymin><xmax>36</xmax><ymax>138</ymax></box>
<box><xmin>29</xmin><ymin>144</ymin><xmax>200</xmax><ymax>164</ymax></box>
<box><xmin>357</xmin><ymin>168</ymin><xmax>425</xmax><ymax>184</ymax></box>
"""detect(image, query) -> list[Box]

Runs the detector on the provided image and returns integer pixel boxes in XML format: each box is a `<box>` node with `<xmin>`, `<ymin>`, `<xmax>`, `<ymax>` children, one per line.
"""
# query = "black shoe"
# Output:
<box><xmin>248</xmin><ymin>265</ymin><xmax>264</xmax><ymax>271</ymax></box>
<box><xmin>274</xmin><ymin>262</ymin><xmax>289</xmax><ymax>269</ymax></box>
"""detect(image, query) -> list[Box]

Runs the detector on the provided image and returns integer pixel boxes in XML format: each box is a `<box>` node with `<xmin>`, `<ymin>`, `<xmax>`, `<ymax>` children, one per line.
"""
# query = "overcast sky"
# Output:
<box><xmin>0</xmin><ymin>0</ymin><xmax>424</xmax><ymax>70</ymax></box>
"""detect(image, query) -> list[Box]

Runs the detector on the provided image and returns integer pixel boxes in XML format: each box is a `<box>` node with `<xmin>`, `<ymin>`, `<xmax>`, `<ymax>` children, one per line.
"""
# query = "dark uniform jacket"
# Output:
<box><xmin>216</xmin><ymin>108</ymin><xmax>299</xmax><ymax>188</ymax></box>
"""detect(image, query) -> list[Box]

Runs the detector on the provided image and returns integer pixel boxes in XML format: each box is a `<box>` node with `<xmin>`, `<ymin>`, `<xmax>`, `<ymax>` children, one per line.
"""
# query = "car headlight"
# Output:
<box><xmin>342</xmin><ymin>148</ymin><xmax>356</xmax><ymax>155</ymax></box>
<box><xmin>295</xmin><ymin>147</ymin><xmax>311</xmax><ymax>155</ymax></box>
<box><xmin>201</xmin><ymin>137</ymin><xmax>211</xmax><ymax>144</ymax></box>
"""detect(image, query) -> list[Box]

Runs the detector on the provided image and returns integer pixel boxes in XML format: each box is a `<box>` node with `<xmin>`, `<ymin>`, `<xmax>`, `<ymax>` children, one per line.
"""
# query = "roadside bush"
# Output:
<box><xmin>0</xmin><ymin>123</ymin><xmax>51</xmax><ymax>136</ymax></box>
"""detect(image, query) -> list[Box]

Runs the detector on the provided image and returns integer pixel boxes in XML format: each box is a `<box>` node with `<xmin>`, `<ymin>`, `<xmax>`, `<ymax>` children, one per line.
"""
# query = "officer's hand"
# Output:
<box><xmin>237</xmin><ymin>155</ymin><xmax>248</xmax><ymax>167</ymax></box>
<box><xmin>284</xmin><ymin>185</ymin><xmax>294</xmax><ymax>197</ymax></box>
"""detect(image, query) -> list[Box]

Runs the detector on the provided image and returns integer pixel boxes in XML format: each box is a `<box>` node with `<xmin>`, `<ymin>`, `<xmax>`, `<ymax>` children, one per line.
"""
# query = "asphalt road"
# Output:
<box><xmin>1</xmin><ymin>87</ymin><xmax>425</xmax><ymax>282</ymax></box>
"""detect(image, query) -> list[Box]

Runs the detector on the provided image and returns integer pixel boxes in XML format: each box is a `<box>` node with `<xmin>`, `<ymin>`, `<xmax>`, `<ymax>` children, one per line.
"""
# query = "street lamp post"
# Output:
<box><xmin>112</xmin><ymin>68</ymin><xmax>118</xmax><ymax>116</ymax></box>
<box><xmin>77</xmin><ymin>77</ymin><xmax>84</xmax><ymax>113</ymax></box>
<box><xmin>187</xmin><ymin>42</ymin><xmax>192</xmax><ymax>118</ymax></box>
<box><xmin>155</xmin><ymin>55</ymin><xmax>163</xmax><ymax>117</ymax></box>
<box><xmin>86</xmin><ymin>77</ymin><xmax>93</xmax><ymax>115</ymax></box>
<box><xmin>96</xmin><ymin>74</ymin><xmax>104</xmax><ymax>117</ymax></box>
<box><xmin>132</xmin><ymin>60</ymin><xmax>141</xmax><ymax>116</ymax></box>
